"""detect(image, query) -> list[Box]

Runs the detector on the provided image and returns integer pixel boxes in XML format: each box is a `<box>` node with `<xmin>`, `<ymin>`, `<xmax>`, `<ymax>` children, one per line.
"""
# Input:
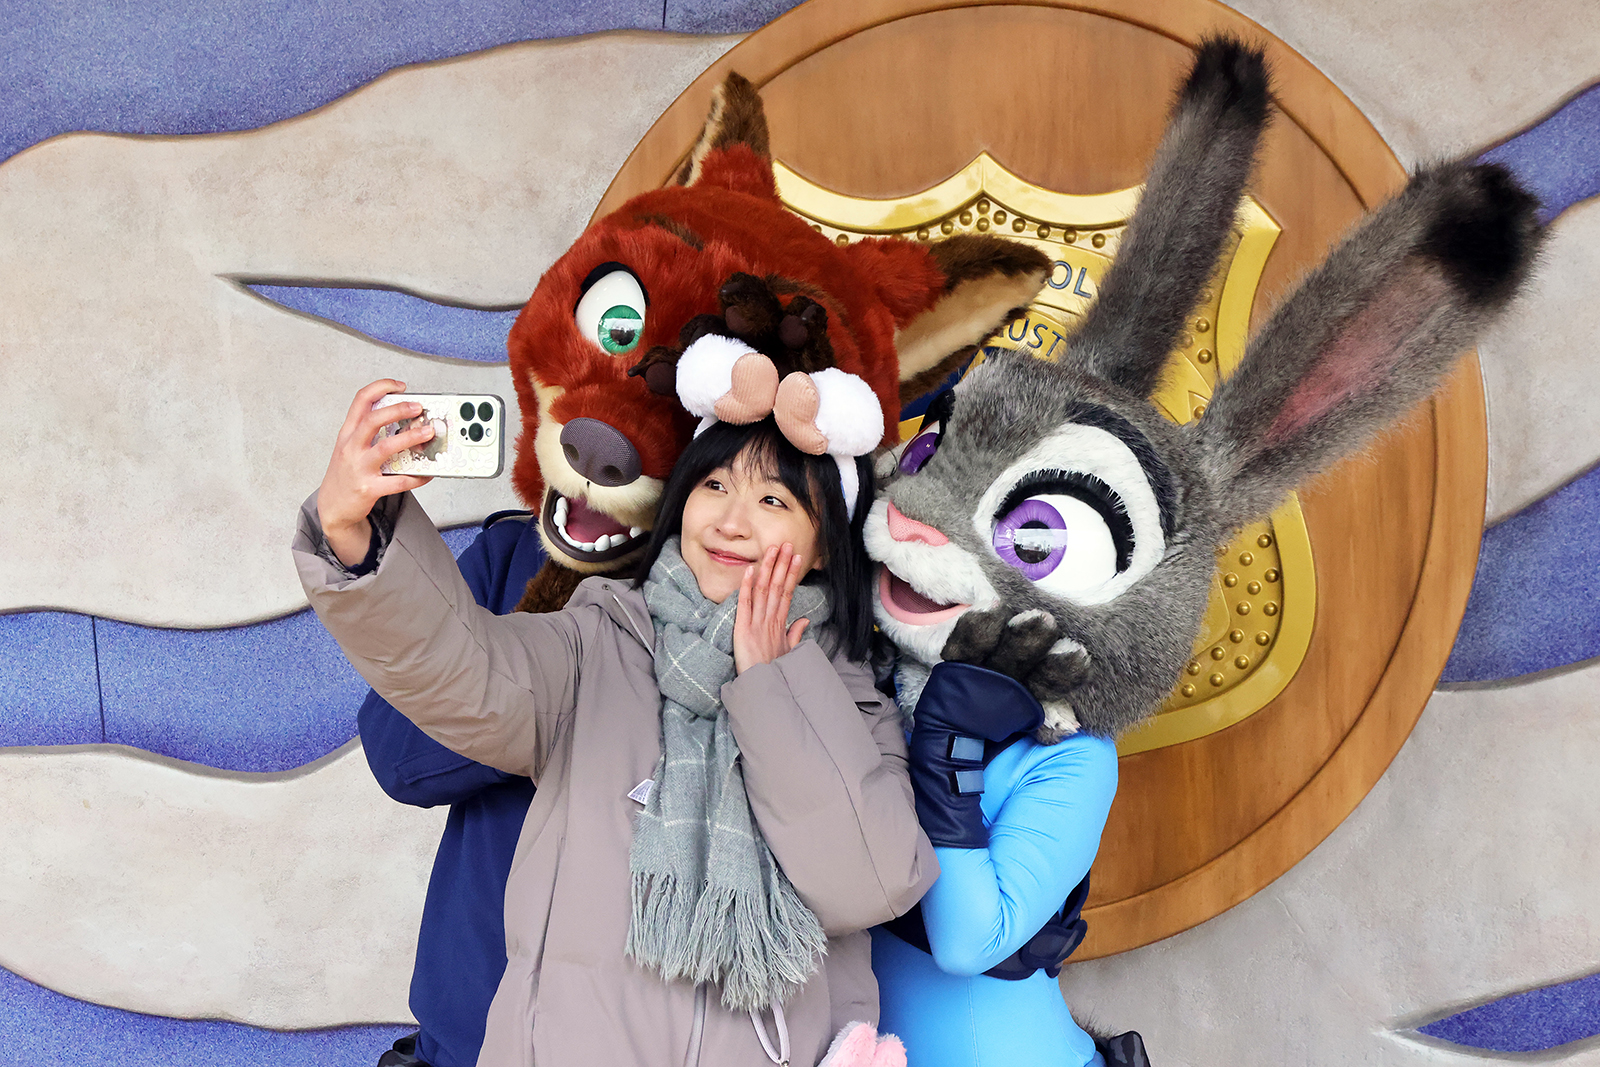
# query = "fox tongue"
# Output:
<box><xmin>564</xmin><ymin>495</ymin><xmax>627</xmax><ymax>543</ymax></box>
<box><xmin>888</xmin><ymin>572</ymin><xmax>956</xmax><ymax>614</ymax></box>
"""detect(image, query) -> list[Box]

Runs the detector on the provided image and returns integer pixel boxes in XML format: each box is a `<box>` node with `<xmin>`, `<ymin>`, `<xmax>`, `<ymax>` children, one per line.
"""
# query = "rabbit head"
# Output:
<box><xmin>868</xmin><ymin>36</ymin><xmax>1545</xmax><ymax>741</ymax></box>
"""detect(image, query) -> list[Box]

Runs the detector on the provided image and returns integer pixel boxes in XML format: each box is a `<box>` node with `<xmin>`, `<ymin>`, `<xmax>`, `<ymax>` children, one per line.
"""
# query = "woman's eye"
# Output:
<box><xmin>574</xmin><ymin>268</ymin><xmax>647</xmax><ymax>355</ymax></box>
<box><xmin>897</xmin><ymin>425</ymin><xmax>942</xmax><ymax>475</ymax></box>
<box><xmin>762</xmin><ymin>495</ymin><xmax>787</xmax><ymax>508</ymax></box>
<box><xmin>992</xmin><ymin>494</ymin><xmax>1123</xmax><ymax>596</ymax></box>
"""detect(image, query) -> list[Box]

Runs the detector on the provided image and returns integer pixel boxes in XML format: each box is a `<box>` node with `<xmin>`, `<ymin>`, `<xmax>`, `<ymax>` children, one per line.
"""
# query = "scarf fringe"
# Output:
<box><xmin>626</xmin><ymin>870</ymin><xmax>827</xmax><ymax>1012</ymax></box>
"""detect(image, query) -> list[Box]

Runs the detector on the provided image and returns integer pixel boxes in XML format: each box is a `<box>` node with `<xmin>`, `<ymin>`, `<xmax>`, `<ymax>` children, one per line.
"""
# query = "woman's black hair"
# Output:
<box><xmin>635</xmin><ymin>418</ymin><xmax>876</xmax><ymax>663</ymax></box>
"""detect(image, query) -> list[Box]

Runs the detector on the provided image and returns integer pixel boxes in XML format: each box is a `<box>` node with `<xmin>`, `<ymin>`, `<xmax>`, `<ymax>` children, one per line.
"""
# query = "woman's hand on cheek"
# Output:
<box><xmin>733</xmin><ymin>543</ymin><xmax>810</xmax><ymax>674</ymax></box>
<box><xmin>316</xmin><ymin>379</ymin><xmax>435</xmax><ymax>567</ymax></box>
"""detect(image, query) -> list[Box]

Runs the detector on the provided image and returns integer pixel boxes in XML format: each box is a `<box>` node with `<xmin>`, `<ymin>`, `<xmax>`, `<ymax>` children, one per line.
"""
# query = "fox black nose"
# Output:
<box><xmin>560</xmin><ymin>418</ymin><xmax>642</xmax><ymax>486</ymax></box>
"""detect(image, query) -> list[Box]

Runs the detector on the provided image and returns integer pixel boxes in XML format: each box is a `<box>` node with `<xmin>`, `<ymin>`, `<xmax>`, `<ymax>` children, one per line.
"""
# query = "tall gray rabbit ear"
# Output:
<box><xmin>1195</xmin><ymin>161</ymin><xmax>1545</xmax><ymax>528</ymax></box>
<box><xmin>1066</xmin><ymin>35</ymin><xmax>1270</xmax><ymax>398</ymax></box>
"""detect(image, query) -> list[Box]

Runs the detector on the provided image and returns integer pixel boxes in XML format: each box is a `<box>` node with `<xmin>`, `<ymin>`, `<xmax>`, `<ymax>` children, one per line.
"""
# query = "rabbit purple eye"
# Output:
<box><xmin>993</xmin><ymin>498</ymin><xmax>1071</xmax><ymax>579</ymax></box>
<box><xmin>989</xmin><ymin>472</ymin><xmax>1133</xmax><ymax>600</ymax></box>
<box><xmin>898</xmin><ymin>426</ymin><xmax>942</xmax><ymax>475</ymax></box>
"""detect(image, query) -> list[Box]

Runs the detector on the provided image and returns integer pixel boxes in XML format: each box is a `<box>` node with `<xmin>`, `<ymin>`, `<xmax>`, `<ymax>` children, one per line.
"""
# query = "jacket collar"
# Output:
<box><xmin>568</xmin><ymin>576</ymin><xmax>655</xmax><ymax>655</ymax></box>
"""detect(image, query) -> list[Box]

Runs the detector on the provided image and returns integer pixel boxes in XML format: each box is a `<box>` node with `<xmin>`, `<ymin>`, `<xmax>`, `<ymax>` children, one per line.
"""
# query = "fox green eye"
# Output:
<box><xmin>575</xmin><ymin>267</ymin><xmax>647</xmax><ymax>355</ymax></box>
<box><xmin>597</xmin><ymin>306</ymin><xmax>643</xmax><ymax>354</ymax></box>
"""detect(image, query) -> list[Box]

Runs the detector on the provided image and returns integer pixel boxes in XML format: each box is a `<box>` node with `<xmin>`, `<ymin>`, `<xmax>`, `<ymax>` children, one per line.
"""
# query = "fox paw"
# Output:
<box><xmin>717</xmin><ymin>273</ymin><xmax>835</xmax><ymax>376</ymax></box>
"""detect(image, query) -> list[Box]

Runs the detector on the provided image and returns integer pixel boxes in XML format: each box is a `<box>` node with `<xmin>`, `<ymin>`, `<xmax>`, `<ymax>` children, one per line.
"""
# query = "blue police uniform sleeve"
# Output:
<box><xmin>918</xmin><ymin>732</ymin><xmax>1118</xmax><ymax>977</ymax></box>
<box><xmin>357</xmin><ymin>522</ymin><xmax>518</xmax><ymax>807</ymax></box>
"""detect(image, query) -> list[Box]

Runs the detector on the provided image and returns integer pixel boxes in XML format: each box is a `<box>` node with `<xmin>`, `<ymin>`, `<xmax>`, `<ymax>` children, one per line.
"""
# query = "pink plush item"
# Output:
<box><xmin>816</xmin><ymin>1022</ymin><xmax>907</xmax><ymax>1067</ymax></box>
<box><xmin>714</xmin><ymin>351</ymin><xmax>781</xmax><ymax>424</ymax></box>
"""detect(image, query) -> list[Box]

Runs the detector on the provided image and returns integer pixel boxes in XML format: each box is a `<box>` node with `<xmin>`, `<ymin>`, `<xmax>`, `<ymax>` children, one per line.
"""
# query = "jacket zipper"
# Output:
<box><xmin>612</xmin><ymin>594</ymin><xmax>655</xmax><ymax>657</ymax></box>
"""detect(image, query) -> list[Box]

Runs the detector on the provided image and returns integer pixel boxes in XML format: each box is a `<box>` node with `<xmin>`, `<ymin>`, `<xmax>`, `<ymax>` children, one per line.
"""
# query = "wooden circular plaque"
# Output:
<box><xmin>595</xmin><ymin>0</ymin><xmax>1488</xmax><ymax>959</ymax></box>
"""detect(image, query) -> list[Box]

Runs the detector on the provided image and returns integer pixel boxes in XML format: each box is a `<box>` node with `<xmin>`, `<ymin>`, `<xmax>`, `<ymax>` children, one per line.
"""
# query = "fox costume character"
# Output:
<box><xmin>507</xmin><ymin>72</ymin><xmax>1050</xmax><ymax>611</ymax></box>
<box><xmin>865</xmin><ymin>37</ymin><xmax>1545</xmax><ymax>1067</ymax></box>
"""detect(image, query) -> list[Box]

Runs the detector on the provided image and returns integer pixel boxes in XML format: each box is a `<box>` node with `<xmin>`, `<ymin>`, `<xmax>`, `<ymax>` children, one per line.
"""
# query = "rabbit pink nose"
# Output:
<box><xmin>886</xmin><ymin>502</ymin><xmax>948</xmax><ymax>546</ymax></box>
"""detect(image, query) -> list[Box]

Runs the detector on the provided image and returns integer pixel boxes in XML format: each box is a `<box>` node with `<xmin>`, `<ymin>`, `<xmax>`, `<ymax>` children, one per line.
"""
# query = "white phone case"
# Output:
<box><xmin>375</xmin><ymin>394</ymin><xmax>505</xmax><ymax>478</ymax></box>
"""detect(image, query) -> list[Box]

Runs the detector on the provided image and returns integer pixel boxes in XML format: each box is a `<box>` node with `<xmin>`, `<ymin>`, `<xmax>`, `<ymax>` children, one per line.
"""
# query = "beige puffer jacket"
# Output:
<box><xmin>294</xmin><ymin>493</ymin><xmax>936</xmax><ymax>1067</ymax></box>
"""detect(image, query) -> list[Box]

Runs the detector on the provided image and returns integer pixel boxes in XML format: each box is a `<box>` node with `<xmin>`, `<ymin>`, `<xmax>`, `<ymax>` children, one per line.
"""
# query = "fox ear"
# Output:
<box><xmin>1195</xmin><ymin>161</ymin><xmax>1544</xmax><ymax>526</ymax></box>
<box><xmin>669</xmin><ymin>71</ymin><xmax>773</xmax><ymax>196</ymax></box>
<box><xmin>1066</xmin><ymin>35</ymin><xmax>1270</xmax><ymax>399</ymax></box>
<box><xmin>892</xmin><ymin>234</ymin><xmax>1051</xmax><ymax>401</ymax></box>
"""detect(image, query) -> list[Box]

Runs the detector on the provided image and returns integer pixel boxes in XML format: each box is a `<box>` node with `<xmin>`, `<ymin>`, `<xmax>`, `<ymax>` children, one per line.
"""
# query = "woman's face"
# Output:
<box><xmin>680</xmin><ymin>456</ymin><xmax>823</xmax><ymax>604</ymax></box>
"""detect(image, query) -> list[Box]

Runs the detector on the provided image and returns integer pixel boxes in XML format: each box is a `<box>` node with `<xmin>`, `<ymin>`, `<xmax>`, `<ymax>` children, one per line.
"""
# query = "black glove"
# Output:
<box><xmin>1094</xmin><ymin>1030</ymin><xmax>1151</xmax><ymax>1067</ymax></box>
<box><xmin>908</xmin><ymin>662</ymin><xmax>1044</xmax><ymax>848</ymax></box>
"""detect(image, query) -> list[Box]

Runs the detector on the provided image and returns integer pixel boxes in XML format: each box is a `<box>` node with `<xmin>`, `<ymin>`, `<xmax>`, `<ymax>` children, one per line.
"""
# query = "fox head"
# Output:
<box><xmin>868</xmin><ymin>38</ymin><xmax>1545</xmax><ymax>740</ymax></box>
<box><xmin>506</xmin><ymin>73</ymin><xmax>1049</xmax><ymax>607</ymax></box>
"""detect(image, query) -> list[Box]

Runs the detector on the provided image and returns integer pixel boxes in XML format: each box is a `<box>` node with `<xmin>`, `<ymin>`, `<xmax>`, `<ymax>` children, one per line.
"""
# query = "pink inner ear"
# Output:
<box><xmin>1266</xmin><ymin>264</ymin><xmax>1449</xmax><ymax>445</ymax></box>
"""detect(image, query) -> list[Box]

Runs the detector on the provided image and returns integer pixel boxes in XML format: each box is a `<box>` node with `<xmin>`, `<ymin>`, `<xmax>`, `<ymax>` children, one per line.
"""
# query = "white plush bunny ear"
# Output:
<box><xmin>773</xmin><ymin>367</ymin><xmax>884</xmax><ymax>517</ymax></box>
<box><xmin>676</xmin><ymin>333</ymin><xmax>780</xmax><ymax>427</ymax></box>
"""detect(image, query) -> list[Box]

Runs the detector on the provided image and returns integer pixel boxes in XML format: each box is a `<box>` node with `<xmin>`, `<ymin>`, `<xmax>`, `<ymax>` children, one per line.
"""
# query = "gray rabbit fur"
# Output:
<box><xmin>868</xmin><ymin>36</ymin><xmax>1545</xmax><ymax>742</ymax></box>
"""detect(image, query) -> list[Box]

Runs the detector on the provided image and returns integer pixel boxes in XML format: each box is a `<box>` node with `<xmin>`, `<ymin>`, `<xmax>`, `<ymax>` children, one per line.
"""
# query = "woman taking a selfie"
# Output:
<box><xmin>294</xmin><ymin>379</ymin><xmax>933</xmax><ymax>1067</ymax></box>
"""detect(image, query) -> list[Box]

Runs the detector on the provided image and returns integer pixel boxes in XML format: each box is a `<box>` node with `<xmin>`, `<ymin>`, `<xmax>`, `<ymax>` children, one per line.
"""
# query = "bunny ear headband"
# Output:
<box><xmin>675</xmin><ymin>334</ymin><xmax>884</xmax><ymax>518</ymax></box>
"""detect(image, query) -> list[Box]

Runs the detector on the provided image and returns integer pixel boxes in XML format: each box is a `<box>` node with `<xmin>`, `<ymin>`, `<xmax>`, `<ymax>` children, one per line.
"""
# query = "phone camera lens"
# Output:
<box><xmin>468</xmin><ymin>422</ymin><xmax>484</xmax><ymax>442</ymax></box>
<box><xmin>477</xmin><ymin>401</ymin><xmax>494</xmax><ymax>422</ymax></box>
<box><xmin>460</xmin><ymin>402</ymin><xmax>476</xmax><ymax>421</ymax></box>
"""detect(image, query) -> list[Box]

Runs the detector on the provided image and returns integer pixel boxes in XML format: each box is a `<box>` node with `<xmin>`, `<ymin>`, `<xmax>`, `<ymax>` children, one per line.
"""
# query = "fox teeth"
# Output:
<box><xmin>550</xmin><ymin>495</ymin><xmax>642</xmax><ymax>553</ymax></box>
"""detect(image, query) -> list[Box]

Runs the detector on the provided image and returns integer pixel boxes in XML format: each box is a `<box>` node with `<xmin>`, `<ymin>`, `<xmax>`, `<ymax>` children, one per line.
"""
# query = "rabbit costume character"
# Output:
<box><xmin>865</xmin><ymin>36</ymin><xmax>1545</xmax><ymax>1067</ymax></box>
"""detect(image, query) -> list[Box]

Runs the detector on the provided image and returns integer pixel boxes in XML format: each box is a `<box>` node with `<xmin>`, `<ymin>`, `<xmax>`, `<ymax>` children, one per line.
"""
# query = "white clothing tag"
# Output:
<box><xmin>627</xmin><ymin>779</ymin><xmax>654</xmax><ymax>805</ymax></box>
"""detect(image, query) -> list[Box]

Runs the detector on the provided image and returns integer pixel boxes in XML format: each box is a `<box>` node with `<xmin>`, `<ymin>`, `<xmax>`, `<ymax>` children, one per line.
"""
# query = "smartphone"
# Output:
<box><xmin>375</xmin><ymin>393</ymin><xmax>505</xmax><ymax>478</ymax></box>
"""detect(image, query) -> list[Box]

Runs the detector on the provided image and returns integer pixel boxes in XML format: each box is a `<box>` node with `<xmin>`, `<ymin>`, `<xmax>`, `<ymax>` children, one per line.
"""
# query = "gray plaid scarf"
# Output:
<box><xmin>627</xmin><ymin>538</ymin><xmax>829</xmax><ymax>1010</ymax></box>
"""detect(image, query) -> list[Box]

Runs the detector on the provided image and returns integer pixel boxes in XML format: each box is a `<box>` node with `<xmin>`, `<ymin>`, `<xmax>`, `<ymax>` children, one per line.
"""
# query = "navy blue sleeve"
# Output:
<box><xmin>357</xmin><ymin>520</ymin><xmax>524</xmax><ymax>808</ymax></box>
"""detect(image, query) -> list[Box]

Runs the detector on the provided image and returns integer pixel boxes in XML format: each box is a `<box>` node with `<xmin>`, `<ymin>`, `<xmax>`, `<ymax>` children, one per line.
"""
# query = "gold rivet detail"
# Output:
<box><xmin>1234</xmin><ymin>655</ymin><xmax>1250</xmax><ymax>670</ymax></box>
<box><xmin>1180</xmin><ymin>332</ymin><xmax>1195</xmax><ymax>348</ymax></box>
<box><xmin>1223</xmin><ymin>573</ymin><xmax>1239</xmax><ymax>588</ymax></box>
<box><xmin>1192</xmin><ymin>404</ymin><xmax>1207</xmax><ymax>419</ymax></box>
<box><xmin>1239</xmin><ymin>551</ymin><xmax>1254</xmax><ymax>566</ymax></box>
<box><xmin>1229</xmin><ymin>629</ymin><xmax>1244</xmax><ymax>644</ymax></box>
<box><xmin>1255</xmin><ymin>631</ymin><xmax>1271</xmax><ymax>646</ymax></box>
<box><xmin>811</xmin><ymin>224</ymin><xmax>822</xmax><ymax>232</ymax></box>
<box><xmin>1197</xmin><ymin>348</ymin><xmax>1213</xmax><ymax>363</ymax></box>
<box><xmin>1247</xmin><ymin>581</ymin><xmax>1261</xmax><ymax>595</ymax></box>
<box><xmin>976</xmin><ymin>218</ymin><xmax>990</xmax><ymax>232</ymax></box>
<box><xmin>916</xmin><ymin>227</ymin><xmax>930</xmax><ymax>241</ymax></box>
<box><xmin>941</xmin><ymin>220</ymin><xmax>955</xmax><ymax>235</ymax></box>
<box><xmin>1264</xmin><ymin>568</ymin><xmax>1280</xmax><ymax>583</ymax></box>
<box><xmin>1209</xmin><ymin>672</ymin><xmax>1225</xmax><ymax>687</ymax></box>
<box><xmin>1263</xmin><ymin>602</ymin><xmax>1279</xmax><ymax>617</ymax></box>
<box><xmin>1065</xmin><ymin>229</ymin><xmax>1078</xmax><ymax>243</ymax></box>
<box><xmin>1257</xmin><ymin>534</ymin><xmax>1273</xmax><ymax>548</ymax></box>
<box><xmin>1037</xmin><ymin>225</ymin><xmax>1052</xmax><ymax>239</ymax></box>
<box><xmin>1092</xmin><ymin>232</ymin><xmax>1107</xmax><ymax>248</ymax></box>
<box><xmin>1181</xmin><ymin>683</ymin><xmax>1196</xmax><ymax>697</ymax></box>
<box><xmin>1236</xmin><ymin>602</ymin><xmax>1252</xmax><ymax>616</ymax></box>
<box><xmin>1200</xmin><ymin>288</ymin><xmax>1214</xmax><ymax>301</ymax></box>
<box><xmin>1013</xmin><ymin>217</ymin><xmax>1027</xmax><ymax>233</ymax></box>
<box><xmin>835</xmin><ymin>233</ymin><xmax>850</xmax><ymax>246</ymax></box>
<box><xmin>1195</xmin><ymin>317</ymin><xmax>1211</xmax><ymax>333</ymax></box>
<box><xmin>959</xmin><ymin>210</ymin><xmax>973</xmax><ymax>226</ymax></box>
<box><xmin>1211</xmin><ymin>646</ymin><xmax>1226</xmax><ymax>661</ymax></box>
<box><xmin>993</xmin><ymin>209</ymin><xmax>1007</xmax><ymax>224</ymax></box>
<box><xmin>1187</xmin><ymin>661</ymin><xmax>1202</xmax><ymax>675</ymax></box>
<box><xmin>977</xmin><ymin>199</ymin><xmax>990</xmax><ymax>214</ymax></box>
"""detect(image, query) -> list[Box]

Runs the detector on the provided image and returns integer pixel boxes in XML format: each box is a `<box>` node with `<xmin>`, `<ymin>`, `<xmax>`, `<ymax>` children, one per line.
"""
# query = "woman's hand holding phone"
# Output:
<box><xmin>733</xmin><ymin>543</ymin><xmax>810</xmax><ymax>674</ymax></box>
<box><xmin>317</xmin><ymin>380</ymin><xmax>436</xmax><ymax>567</ymax></box>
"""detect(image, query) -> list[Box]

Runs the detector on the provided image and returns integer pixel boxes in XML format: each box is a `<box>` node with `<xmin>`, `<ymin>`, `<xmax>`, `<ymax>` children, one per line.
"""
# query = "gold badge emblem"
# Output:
<box><xmin>775</xmin><ymin>153</ymin><xmax>1313</xmax><ymax>754</ymax></box>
